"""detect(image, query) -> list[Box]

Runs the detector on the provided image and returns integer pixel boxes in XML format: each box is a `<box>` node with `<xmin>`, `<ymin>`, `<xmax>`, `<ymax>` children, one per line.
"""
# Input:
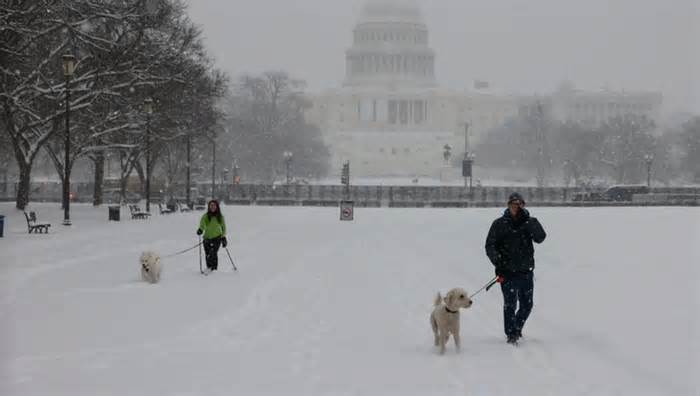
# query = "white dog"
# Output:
<box><xmin>140</xmin><ymin>251</ymin><xmax>162</xmax><ymax>284</ymax></box>
<box><xmin>430</xmin><ymin>288</ymin><xmax>473</xmax><ymax>354</ymax></box>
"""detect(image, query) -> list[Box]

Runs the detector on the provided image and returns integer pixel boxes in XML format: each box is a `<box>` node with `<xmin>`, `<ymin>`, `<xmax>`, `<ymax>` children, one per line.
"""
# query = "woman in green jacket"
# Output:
<box><xmin>196</xmin><ymin>200</ymin><xmax>227</xmax><ymax>271</ymax></box>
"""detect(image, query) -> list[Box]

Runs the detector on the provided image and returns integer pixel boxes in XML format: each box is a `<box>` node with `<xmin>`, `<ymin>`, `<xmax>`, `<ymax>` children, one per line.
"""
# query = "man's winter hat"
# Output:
<box><xmin>508</xmin><ymin>192</ymin><xmax>525</xmax><ymax>205</ymax></box>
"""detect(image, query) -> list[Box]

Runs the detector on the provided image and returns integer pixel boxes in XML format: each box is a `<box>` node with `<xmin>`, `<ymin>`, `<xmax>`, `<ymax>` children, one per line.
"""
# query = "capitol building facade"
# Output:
<box><xmin>305</xmin><ymin>0</ymin><xmax>663</xmax><ymax>178</ymax></box>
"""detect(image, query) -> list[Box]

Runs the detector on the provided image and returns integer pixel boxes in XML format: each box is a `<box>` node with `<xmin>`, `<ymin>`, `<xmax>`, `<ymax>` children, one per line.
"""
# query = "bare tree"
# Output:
<box><xmin>678</xmin><ymin>117</ymin><xmax>700</xmax><ymax>183</ymax></box>
<box><xmin>473</xmin><ymin>105</ymin><xmax>555</xmax><ymax>185</ymax></box>
<box><xmin>532</xmin><ymin>102</ymin><xmax>552</xmax><ymax>187</ymax></box>
<box><xmin>597</xmin><ymin>115</ymin><xmax>657</xmax><ymax>184</ymax></box>
<box><xmin>1</xmin><ymin>0</ymin><xmax>227</xmax><ymax>208</ymax></box>
<box><xmin>0</xmin><ymin>131</ymin><xmax>13</xmax><ymax>194</ymax></box>
<box><xmin>550</xmin><ymin>122</ymin><xmax>604</xmax><ymax>186</ymax></box>
<box><xmin>223</xmin><ymin>71</ymin><xmax>329</xmax><ymax>182</ymax></box>
<box><xmin>2</xmin><ymin>1</ymin><xmax>169</xmax><ymax>208</ymax></box>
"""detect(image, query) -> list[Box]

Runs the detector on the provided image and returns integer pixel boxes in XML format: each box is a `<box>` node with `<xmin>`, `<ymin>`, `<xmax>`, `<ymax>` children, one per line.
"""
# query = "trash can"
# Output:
<box><xmin>0</xmin><ymin>215</ymin><xmax>5</xmax><ymax>237</ymax></box>
<box><xmin>108</xmin><ymin>206</ymin><xmax>120</xmax><ymax>221</ymax></box>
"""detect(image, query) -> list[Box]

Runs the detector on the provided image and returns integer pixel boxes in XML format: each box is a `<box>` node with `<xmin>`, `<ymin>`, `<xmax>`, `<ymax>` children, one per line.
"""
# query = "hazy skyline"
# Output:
<box><xmin>185</xmin><ymin>0</ymin><xmax>698</xmax><ymax>115</ymax></box>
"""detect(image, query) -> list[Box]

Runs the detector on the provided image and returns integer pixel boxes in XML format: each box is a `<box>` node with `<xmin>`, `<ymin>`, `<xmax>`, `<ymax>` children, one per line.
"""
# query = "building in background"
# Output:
<box><xmin>518</xmin><ymin>82</ymin><xmax>662</xmax><ymax>126</ymax></box>
<box><xmin>305</xmin><ymin>0</ymin><xmax>663</xmax><ymax>179</ymax></box>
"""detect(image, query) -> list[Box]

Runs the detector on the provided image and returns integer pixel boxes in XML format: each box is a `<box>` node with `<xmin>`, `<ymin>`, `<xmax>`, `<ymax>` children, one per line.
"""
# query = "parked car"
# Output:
<box><xmin>604</xmin><ymin>185</ymin><xmax>649</xmax><ymax>201</ymax></box>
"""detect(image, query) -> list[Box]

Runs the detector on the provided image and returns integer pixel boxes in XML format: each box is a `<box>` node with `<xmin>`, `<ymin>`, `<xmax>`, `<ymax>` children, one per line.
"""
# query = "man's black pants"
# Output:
<box><xmin>500</xmin><ymin>272</ymin><xmax>534</xmax><ymax>337</ymax></box>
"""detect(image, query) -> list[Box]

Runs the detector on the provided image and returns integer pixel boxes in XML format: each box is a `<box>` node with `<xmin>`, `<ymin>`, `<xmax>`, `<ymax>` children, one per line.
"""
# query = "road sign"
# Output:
<box><xmin>462</xmin><ymin>159</ymin><xmax>473</xmax><ymax>177</ymax></box>
<box><xmin>340</xmin><ymin>200</ymin><xmax>354</xmax><ymax>221</ymax></box>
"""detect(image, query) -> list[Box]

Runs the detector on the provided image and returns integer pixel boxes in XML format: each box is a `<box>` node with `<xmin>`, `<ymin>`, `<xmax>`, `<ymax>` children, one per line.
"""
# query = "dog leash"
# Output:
<box><xmin>469</xmin><ymin>276</ymin><xmax>499</xmax><ymax>299</ymax></box>
<box><xmin>163</xmin><ymin>242</ymin><xmax>203</xmax><ymax>259</ymax></box>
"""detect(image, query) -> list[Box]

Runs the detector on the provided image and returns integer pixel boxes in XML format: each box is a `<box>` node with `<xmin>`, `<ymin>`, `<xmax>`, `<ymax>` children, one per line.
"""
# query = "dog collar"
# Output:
<box><xmin>445</xmin><ymin>307</ymin><xmax>458</xmax><ymax>314</ymax></box>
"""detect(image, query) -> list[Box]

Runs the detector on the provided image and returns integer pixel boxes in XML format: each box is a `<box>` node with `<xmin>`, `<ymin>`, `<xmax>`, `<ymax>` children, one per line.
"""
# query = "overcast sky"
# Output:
<box><xmin>185</xmin><ymin>0</ymin><xmax>698</xmax><ymax>114</ymax></box>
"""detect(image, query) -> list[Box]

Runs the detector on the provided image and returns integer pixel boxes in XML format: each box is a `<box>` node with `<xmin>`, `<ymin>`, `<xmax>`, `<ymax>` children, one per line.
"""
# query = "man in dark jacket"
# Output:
<box><xmin>485</xmin><ymin>192</ymin><xmax>546</xmax><ymax>345</ymax></box>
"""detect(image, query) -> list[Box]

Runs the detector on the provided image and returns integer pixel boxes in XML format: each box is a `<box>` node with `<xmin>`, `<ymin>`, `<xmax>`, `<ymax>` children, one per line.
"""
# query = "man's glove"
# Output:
<box><xmin>196</xmin><ymin>229</ymin><xmax>203</xmax><ymax>236</ymax></box>
<box><xmin>221</xmin><ymin>237</ymin><xmax>227</xmax><ymax>247</ymax></box>
<box><xmin>486</xmin><ymin>274</ymin><xmax>505</xmax><ymax>292</ymax></box>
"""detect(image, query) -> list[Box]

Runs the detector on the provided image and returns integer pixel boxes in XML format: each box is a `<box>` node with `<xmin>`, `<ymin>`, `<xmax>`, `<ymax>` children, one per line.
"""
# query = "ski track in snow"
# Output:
<box><xmin>0</xmin><ymin>203</ymin><xmax>698</xmax><ymax>396</ymax></box>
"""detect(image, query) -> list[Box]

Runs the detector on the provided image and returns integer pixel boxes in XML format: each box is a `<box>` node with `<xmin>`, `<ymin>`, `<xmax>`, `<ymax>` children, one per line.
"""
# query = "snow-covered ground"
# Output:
<box><xmin>1</xmin><ymin>203</ymin><xmax>698</xmax><ymax>395</ymax></box>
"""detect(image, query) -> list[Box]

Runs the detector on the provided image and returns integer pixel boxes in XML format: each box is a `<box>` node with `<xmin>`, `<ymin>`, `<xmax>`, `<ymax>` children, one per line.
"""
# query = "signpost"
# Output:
<box><xmin>340</xmin><ymin>200</ymin><xmax>354</xmax><ymax>221</ymax></box>
<box><xmin>340</xmin><ymin>161</ymin><xmax>353</xmax><ymax>221</ymax></box>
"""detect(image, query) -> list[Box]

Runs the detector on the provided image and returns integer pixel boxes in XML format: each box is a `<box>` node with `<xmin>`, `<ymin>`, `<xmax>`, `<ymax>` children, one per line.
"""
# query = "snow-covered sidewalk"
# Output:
<box><xmin>1</xmin><ymin>203</ymin><xmax>698</xmax><ymax>395</ymax></box>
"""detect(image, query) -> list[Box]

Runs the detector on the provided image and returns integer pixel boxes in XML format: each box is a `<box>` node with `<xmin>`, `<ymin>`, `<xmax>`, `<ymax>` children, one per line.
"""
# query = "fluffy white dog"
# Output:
<box><xmin>430</xmin><ymin>288</ymin><xmax>473</xmax><ymax>354</ymax></box>
<box><xmin>140</xmin><ymin>251</ymin><xmax>162</xmax><ymax>284</ymax></box>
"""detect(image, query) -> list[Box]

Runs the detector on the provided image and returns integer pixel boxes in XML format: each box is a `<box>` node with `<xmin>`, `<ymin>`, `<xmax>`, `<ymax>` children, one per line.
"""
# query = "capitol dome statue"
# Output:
<box><xmin>358</xmin><ymin>0</ymin><xmax>424</xmax><ymax>25</ymax></box>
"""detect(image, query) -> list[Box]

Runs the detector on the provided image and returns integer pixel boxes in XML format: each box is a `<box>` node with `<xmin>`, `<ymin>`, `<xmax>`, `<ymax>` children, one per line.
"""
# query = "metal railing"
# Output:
<box><xmin>2</xmin><ymin>182</ymin><xmax>698</xmax><ymax>207</ymax></box>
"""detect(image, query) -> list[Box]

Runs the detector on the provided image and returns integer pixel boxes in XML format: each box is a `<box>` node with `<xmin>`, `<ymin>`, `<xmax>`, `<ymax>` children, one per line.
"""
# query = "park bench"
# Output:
<box><xmin>128</xmin><ymin>205</ymin><xmax>151</xmax><ymax>220</ymax></box>
<box><xmin>158</xmin><ymin>203</ymin><xmax>174</xmax><ymax>215</ymax></box>
<box><xmin>23</xmin><ymin>211</ymin><xmax>51</xmax><ymax>234</ymax></box>
<box><xmin>194</xmin><ymin>197</ymin><xmax>206</xmax><ymax>211</ymax></box>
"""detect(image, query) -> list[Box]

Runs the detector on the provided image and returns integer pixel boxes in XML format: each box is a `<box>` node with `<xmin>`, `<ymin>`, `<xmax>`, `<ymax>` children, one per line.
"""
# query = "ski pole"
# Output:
<box><xmin>470</xmin><ymin>276</ymin><xmax>499</xmax><ymax>299</ymax></box>
<box><xmin>224</xmin><ymin>246</ymin><xmax>238</xmax><ymax>271</ymax></box>
<box><xmin>198</xmin><ymin>236</ymin><xmax>204</xmax><ymax>274</ymax></box>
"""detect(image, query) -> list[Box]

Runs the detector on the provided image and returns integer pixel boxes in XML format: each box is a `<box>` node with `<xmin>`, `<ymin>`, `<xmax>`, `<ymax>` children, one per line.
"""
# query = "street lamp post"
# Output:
<box><xmin>186</xmin><ymin>133</ymin><xmax>191</xmax><ymax>208</ymax></box>
<box><xmin>283</xmin><ymin>151</ymin><xmax>293</xmax><ymax>184</ymax></box>
<box><xmin>644</xmin><ymin>154</ymin><xmax>654</xmax><ymax>188</ymax></box>
<box><xmin>106</xmin><ymin>152</ymin><xmax>111</xmax><ymax>179</ymax></box>
<box><xmin>222</xmin><ymin>168</ymin><xmax>229</xmax><ymax>201</ymax></box>
<box><xmin>443</xmin><ymin>144</ymin><xmax>452</xmax><ymax>165</ymax></box>
<box><xmin>233</xmin><ymin>164</ymin><xmax>240</xmax><ymax>184</ymax></box>
<box><xmin>211</xmin><ymin>131</ymin><xmax>216</xmax><ymax>200</ymax></box>
<box><xmin>462</xmin><ymin>123</ymin><xmax>476</xmax><ymax>192</ymax></box>
<box><xmin>467</xmin><ymin>152</ymin><xmax>476</xmax><ymax>192</ymax></box>
<box><xmin>62</xmin><ymin>54</ymin><xmax>76</xmax><ymax>226</ymax></box>
<box><xmin>143</xmin><ymin>98</ymin><xmax>153</xmax><ymax>212</ymax></box>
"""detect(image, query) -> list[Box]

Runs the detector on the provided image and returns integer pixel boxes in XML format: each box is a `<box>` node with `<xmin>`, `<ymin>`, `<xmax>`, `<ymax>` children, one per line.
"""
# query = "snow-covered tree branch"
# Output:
<box><xmin>1</xmin><ymin>0</ymin><xmax>227</xmax><ymax>208</ymax></box>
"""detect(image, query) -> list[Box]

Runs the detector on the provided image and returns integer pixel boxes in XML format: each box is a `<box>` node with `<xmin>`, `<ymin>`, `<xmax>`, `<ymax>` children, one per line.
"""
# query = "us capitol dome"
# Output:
<box><xmin>304</xmin><ymin>0</ymin><xmax>661</xmax><ymax>179</ymax></box>
<box><xmin>344</xmin><ymin>0</ymin><xmax>436</xmax><ymax>89</ymax></box>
